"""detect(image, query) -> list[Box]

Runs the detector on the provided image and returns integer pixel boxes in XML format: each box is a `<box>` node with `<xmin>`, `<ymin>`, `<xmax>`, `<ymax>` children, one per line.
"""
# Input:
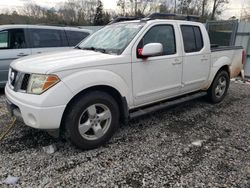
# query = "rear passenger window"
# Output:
<box><xmin>66</xmin><ymin>31</ymin><xmax>89</xmax><ymax>46</ymax></box>
<box><xmin>137</xmin><ymin>25</ymin><xmax>176</xmax><ymax>57</ymax></box>
<box><xmin>29</xmin><ymin>29</ymin><xmax>64</xmax><ymax>48</ymax></box>
<box><xmin>181</xmin><ymin>25</ymin><xmax>203</xmax><ymax>53</ymax></box>
<box><xmin>0</xmin><ymin>29</ymin><xmax>27</xmax><ymax>49</ymax></box>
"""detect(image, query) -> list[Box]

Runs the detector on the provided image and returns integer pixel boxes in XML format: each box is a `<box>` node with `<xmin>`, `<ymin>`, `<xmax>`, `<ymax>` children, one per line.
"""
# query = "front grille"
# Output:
<box><xmin>20</xmin><ymin>74</ymin><xmax>30</xmax><ymax>90</ymax></box>
<box><xmin>9</xmin><ymin>68</ymin><xmax>30</xmax><ymax>92</ymax></box>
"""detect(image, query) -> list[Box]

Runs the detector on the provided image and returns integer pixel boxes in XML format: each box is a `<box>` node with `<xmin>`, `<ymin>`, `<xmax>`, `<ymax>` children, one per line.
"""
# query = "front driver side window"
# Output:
<box><xmin>137</xmin><ymin>25</ymin><xmax>176</xmax><ymax>57</ymax></box>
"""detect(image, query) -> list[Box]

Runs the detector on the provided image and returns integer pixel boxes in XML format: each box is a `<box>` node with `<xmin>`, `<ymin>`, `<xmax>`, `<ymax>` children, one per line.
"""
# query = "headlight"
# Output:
<box><xmin>27</xmin><ymin>74</ymin><xmax>60</xmax><ymax>95</ymax></box>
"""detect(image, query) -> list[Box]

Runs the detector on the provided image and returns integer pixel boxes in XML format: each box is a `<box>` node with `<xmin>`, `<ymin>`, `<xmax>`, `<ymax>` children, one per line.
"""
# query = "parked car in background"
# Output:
<box><xmin>5</xmin><ymin>19</ymin><xmax>245</xmax><ymax>150</ymax></box>
<box><xmin>0</xmin><ymin>25</ymin><xmax>92</xmax><ymax>87</ymax></box>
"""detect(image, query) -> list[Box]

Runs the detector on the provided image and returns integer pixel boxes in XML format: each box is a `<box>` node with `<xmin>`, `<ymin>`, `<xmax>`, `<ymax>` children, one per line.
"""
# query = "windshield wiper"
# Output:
<box><xmin>81</xmin><ymin>47</ymin><xmax>108</xmax><ymax>54</ymax></box>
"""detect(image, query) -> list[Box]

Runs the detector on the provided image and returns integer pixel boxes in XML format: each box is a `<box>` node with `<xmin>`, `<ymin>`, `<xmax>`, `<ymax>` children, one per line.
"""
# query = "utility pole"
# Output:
<box><xmin>180</xmin><ymin>0</ymin><xmax>184</xmax><ymax>14</ymax></box>
<box><xmin>135</xmin><ymin>0</ymin><xmax>138</xmax><ymax>16</ymax></box>
<box><xmin>240</xmin><ymin>0</ymin><xmax>246</xmax><ymax>21</ymax></box>
<box><xmin>211</xmin><ymin>0</ymin><xmax>217</xmax><ymax>20</ymax></box>
<box><xmin>202</xmin><ymin>0</ymin><xmax>206</xmax><ymax>17</ymax></box>
<box><xmin>174</xmin><ymin>0</ymin><xmax>177</xmax><ymax>13</ymax></box>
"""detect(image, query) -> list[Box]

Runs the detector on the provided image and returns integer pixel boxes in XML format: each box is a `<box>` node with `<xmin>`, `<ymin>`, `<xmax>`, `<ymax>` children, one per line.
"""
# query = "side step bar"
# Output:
<box><xmin>129</xmin><ymin>92</ymin><xmax>207</xmax><ymax>119</ymax></box>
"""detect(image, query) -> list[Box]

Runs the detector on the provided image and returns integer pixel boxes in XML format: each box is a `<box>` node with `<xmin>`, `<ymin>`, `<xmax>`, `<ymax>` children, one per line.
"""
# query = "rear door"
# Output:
<box><xmin>132</xmin><ymin>23</ymin><xmax>183</xmax><ymax>106</ymax></box>
<box><xmin>0</xmin><ymin>28</ymin><xmax>31</xmax><ymax>86</ymax></box>
<box><xmin>180</xmin><ymin>25</ymin><xmax>210</xmax><ymax>92</ymax></box>
<box><xmin>28</xmin><ymin>28</ymin><xmax>69</xmax><ymax>55</ymax></box>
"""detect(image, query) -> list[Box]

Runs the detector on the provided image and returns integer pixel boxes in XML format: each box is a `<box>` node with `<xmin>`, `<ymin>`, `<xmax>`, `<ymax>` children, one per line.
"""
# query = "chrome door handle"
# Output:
<box><xmin>17</xmin><ymin>53</ymin><xmax>28</xmax><ymax>57</ymax></box>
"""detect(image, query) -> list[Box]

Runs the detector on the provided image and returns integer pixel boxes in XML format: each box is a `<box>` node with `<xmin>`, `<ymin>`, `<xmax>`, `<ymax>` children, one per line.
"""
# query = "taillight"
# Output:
<box><xmin>242</xmin><ymin>49</ymin><xmax>246</xmax><ymax>65</ymax></box>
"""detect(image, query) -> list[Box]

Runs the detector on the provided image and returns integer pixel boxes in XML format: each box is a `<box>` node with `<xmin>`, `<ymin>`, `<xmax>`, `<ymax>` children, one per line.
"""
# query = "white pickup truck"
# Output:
<box><xmin>5</xmin><ymin>19</ymin><xmax>245</xmax><ymax>150</ymax></box>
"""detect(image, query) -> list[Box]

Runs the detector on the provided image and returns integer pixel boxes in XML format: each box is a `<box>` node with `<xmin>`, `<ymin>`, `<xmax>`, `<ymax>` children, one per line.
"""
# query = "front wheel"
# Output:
<box><xmin>64</xmin><ymin>91</ymin><xmax>120</xmax><ymax>150</ymax></box>
<box><xmin>207</xmin><ymin>70</ymin><xmax>230</xmax><ymax>103</ymax></box>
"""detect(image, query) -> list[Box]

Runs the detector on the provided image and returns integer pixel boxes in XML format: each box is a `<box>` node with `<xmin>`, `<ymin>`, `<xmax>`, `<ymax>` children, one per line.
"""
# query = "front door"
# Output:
<box><xmin>132</xmin><ymin>24</ymin><xmax>183</xmax><ymax>106</ymax></box>
<box><xmin>0</xmin><ymin>29</ymin><xmax>31</xmax><ymax>86</ymax></box>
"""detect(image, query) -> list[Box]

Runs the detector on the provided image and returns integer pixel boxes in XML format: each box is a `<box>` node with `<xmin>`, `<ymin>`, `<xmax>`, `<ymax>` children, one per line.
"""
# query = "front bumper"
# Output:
<box><xmin>5</xmin><ymin>84</ymin><xmax>68</xmax><ymax>130</ymax></box>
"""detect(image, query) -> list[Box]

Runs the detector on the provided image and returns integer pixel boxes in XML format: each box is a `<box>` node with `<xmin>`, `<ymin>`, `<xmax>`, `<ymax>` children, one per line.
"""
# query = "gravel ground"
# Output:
<box><xmin>0</xmin><ymin>82</ymin><xmax>250</xmax><ymax>187</ymax></box>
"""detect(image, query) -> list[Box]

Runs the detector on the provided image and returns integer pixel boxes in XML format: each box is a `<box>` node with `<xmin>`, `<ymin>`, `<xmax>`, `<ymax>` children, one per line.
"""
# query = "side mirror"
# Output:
<box><xmin>141</xmin><ymin>43</ymin><xmax>163</xmax><ymax>57</ymax></box>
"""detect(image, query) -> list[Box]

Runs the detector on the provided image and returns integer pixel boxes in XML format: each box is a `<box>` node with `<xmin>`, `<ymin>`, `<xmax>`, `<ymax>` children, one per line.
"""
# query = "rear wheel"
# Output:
<box><xmin>64</xmin><ymin>91</ymin><xmax>120</xmax><ymax>150</ymax></box>
<box><xmin>207</xmin><ymin>70</ymin><xmax>230</xmax><ymax>103</ymax></box>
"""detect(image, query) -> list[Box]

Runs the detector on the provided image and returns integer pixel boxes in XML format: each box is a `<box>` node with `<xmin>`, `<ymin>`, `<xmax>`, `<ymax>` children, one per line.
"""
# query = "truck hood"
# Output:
<box><xmin>11</xmin><ymin>49</ymin><xmax>123</xmax><ymax>74</ymax></box>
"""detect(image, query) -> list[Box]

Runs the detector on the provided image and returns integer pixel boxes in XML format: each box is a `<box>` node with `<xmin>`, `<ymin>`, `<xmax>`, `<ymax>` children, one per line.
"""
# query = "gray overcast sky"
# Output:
<box><xmin>0</xmin><ymin>0</ymin><xmax>116</xmax><ymax>9</ymax></box>
<box><xmin>0</xmin><ymin>0</ymin><xmax>248</xmax><ymax>19</ymax></box>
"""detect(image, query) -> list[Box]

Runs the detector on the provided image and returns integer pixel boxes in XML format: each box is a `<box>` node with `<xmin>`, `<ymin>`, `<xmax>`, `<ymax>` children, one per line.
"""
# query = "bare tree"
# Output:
<box><xmin>58</xmin><ymin>0</ymin><xmax>78</xmax><ymax>24</ymax></box>
<box><xmin>2</xmin><ymin>0</ymin><xmax>231</xmax><ymax>26</ymax></box>
<box><xmin>187</xmin><ymin>0</ymin><xmax>203</xmax><ymax>15</ymax></box>
<box><xmin>22</xmin><ymin>3</ymin><xmax>47</xmax><ymax>18</ymax></box>
<box><xmin>58</xmin><ymin>0</ymin><xmax>98</xmax><ymax>25</ymax></box>
<box><xmin>201</xmin><ymin>0</ymin><xmax>208</xmax><ymax>16</ymax></box>
<box><xmin>157</xmin><ymin>0</ymin><xmax>176</xmax><ymax>13</ymax></box>
<box><xmin>117</xmin><ymin>0</ymin><xmax>164</xmax><ymax>17</ymax></box>
<box><xmin>240</xmin><ymin>3</ymin><xmax>250</xmax><ymax>21</ymax></box>
<box><xmin>117</xmin><ymin>0</ymin><xmax>126</xmax><ymax>16</ymax></box>
<box><xmin>94</xmin><ymin>0</ymin><xmax>105</xmax><ymax>25</ymax></box>
<box><xmin>211</xmin><ymin>0</ymin><xmax>229</xmax><ymax>20</ymax></box>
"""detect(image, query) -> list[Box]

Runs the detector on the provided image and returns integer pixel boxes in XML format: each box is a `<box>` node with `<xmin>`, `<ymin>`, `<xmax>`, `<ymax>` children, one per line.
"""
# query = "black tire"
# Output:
<box><xmin>63</xmin><ymin>91</ymin><xmax>120</xmax><ymax>150</ymax></box>
<box><xmin>207</xmin><ymin>70</ymin><xmax>230</xmax><ymax>103</ymax></box>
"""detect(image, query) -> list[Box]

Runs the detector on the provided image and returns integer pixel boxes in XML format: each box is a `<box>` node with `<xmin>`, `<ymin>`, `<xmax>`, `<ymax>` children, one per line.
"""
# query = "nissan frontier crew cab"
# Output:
<box><xmin>5</xmin><ymin>19</ymin><xmax>245</xmax><ymax>150</ymax></box>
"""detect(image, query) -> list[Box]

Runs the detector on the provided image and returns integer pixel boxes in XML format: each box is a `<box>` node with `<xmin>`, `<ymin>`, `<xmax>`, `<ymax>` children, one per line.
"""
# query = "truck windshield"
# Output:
<box><xmin>77</xmin><ymin>22</ymin><xmax>145</xmax><ymax>55</ymax></box>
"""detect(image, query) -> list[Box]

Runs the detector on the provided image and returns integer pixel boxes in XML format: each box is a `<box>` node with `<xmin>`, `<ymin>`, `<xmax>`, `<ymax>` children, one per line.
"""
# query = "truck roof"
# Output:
<box><xmin>110</xmin><ymin>13</ymin><xmax>201</xmax><ymax>24</ymax></box>
<box><xmin>112</xmin><ymin>19</ymin><xmax>203</xmax><ymax>26</ymax></box>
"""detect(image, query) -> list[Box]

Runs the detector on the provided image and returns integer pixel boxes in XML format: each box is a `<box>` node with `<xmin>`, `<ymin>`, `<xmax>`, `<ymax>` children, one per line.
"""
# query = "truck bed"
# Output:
<box><xmin>211</xmin><ymin>46</ymin><xmax>243</xmax><ymax>78</ymax></box>
<box><xmin>211</xmin><ymin>45</ymin><xmax>243</xmax><ymax>52</ymax></box>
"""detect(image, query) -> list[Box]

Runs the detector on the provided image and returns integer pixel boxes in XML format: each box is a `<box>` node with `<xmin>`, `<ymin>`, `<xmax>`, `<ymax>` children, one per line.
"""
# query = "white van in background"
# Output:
<box><xmin>0</xmin><ymin>25</ymin><xmax>92</xmax><ymax>87</ymax></box>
